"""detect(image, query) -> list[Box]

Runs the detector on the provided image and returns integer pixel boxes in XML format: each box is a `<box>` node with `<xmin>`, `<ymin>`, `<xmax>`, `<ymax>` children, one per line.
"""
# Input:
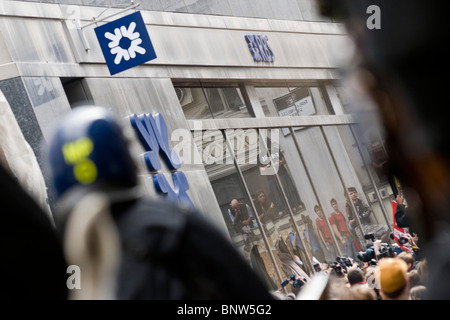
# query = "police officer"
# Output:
<box><xmin>46</xmin><ymin>105</ymin><xmax>273</xmax><ymax>300</ymax></box>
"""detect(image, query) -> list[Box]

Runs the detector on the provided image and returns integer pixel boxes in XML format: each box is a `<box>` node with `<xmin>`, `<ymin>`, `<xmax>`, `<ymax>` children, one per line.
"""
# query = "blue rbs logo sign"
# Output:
<box><xmin>95</xmin><ymin>11</ymin><xmax>157</xmax><ymax>75</ymax></box>
<box><xmin>130</xmin><ymin>113</ymin><xmax>195</xmax><ymax>210</ymax></box>
<box><xmin>245</xmin><ymin>35</ymin><xmax>275</xmax><ymax>62</ymax></box>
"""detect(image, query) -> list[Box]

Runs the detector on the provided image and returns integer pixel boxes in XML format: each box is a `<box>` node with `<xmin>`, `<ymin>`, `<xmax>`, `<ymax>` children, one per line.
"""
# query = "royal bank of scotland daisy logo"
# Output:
<box><xmin>95</xmin><ymin>11</ymin><xmax>157</xmax><ymax>75</ymax></box>
<box><xmin>105</xmin><ymin>22</ymin><xmax>146</xmax><ymax>64</ymax></box>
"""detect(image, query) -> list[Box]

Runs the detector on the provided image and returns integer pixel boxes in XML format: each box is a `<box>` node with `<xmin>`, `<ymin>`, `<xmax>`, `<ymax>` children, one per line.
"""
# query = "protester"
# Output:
<box><xmin>345</xmin><ymin>187</ymin><xmax>390</xmax><ymax>244</ymax></box>
<box><xmin>329</xmin><ymin>198</ymin><xmax>358</xmax><ymax>260</ymax></box>
<box><xmin>397</xmin><ymin>252</ymin><xmax>415</xmax><ymax>272</ymax></box>
<box><xmin>406</xmin><ymin>270</ymin><xmax>421</xmax><ymax>289</ymax></box>
<box><xmin>395</xmin><ymin>194</ymin><xmax>410</xmax><ymax>229</ymax></box>
<box><xmin>301</xmin><ymin>214</ymin><xmax>326</xmax><ymax>263</ymax></box>
<box><xmin>314</xmin><ymin>205</ymin><xmax>337</xmax><ymax>263</ymax></box>
<box><xmin>409</xmin><ymin>285</ymin><xmax>427</xmax><ymax>300</ymax></box>
<box><xmin>253</xmin><ymin>189</ymin><xmax>280</xmax><ymax>224</ymax></box>
<box><xmin>346</xmin><ymin>268</ymin><xmax>366</xmax><ymax>287</ymax></box>
<box><xmin>348</xmin><ymin>284</ymin><xmax>377</xmax><ymax>300</ymax></box>
<box><xmin>228</xmin><ymin>199</ymin><xmax>256</xmax><ymax>252</ymax></box>
<box><xmin>416</xmin><ymin>259</ymin><xmax>429</xmax><ymax>287</ymax></box>
<box><xmin>376</xmin><ymin>258</ymin><xmax>409</xmax><ymax>300</ymax></box>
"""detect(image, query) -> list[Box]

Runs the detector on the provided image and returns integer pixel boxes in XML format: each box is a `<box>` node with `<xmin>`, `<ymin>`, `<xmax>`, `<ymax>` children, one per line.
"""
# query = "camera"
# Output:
<box><xmin>357</xmin><ymin>247</ymin><xmax>375</xmax><ymax>262</ymax></box>
<box><xmin>357</xmin><ymin>234</ymin><xmax>396</xmax><ymax>262</ymax></box>
<box><xmin>313</xmin><ymin>263</ymin><xmax>321</xmax><ymax>272</ymax></box>
<box><xmin>281</xmin><ymin>274</ymin><xmax>305</xmax><ymax>289</ymax></box>
<box><xmin>330</xmin><ymin>257</ymin><xmax>353</xmax><ymax>276</ymax></box>
<box><xmin>377</xmin><ymin>243</ymin><xmax>396</xmax><ymax>259</ymax></box>
<box><xmin>329</xmin><ymin>262</ymin><xmax>344</xmax><ymax>276</ymax></box>
<box><xmin>337</xmin><ymin>256</ymin><xmax>353</xmax><ymax>268</ymax></box>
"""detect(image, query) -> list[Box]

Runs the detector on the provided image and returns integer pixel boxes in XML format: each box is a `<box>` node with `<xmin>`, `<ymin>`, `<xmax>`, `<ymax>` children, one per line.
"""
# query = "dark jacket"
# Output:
<box><xmin>112</xmin><ymin>197</ymin><xmax>273</xmax><ymax>299</ymax></box>
<box><xmin>395</xmin><ymin>203</ymin><xmax>409</xmax><ymax>229</ymax></box>
<box><xmin>229</xmin><ymin>202</ymin><xmax>252</xmax><ymax>226</ymax></box>
<box><xmin>0</xmin><ymin>165</ymin><xmax>68</xmax><ymax>300</ymax></box>
<box><xmin>56</xmin><ymin>186</ymin><xmax>273</xmax><ymax>300</ymax></box>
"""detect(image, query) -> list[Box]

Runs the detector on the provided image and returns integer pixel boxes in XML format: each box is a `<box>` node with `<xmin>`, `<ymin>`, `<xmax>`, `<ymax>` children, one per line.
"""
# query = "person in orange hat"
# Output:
<box><xmin>376</xmin><ymin>258</ymin><xmax>410</xmax><ymax>300</ymax></box>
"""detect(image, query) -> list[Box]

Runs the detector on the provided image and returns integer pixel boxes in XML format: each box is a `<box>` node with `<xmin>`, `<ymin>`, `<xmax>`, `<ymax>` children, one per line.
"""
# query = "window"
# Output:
<box><xmin>61</xmin><ymin>77</ymin><xmax>91</xmax><ymax>108</ymax></box>
<box><xmin>181</xmin><ymin>81</ymin><xmax>393</xmax><ymax>287</ymax></box>
<box><xmin>174</xmin><ymin>84</ymin><xmax>251</xmax><ymax>119</ymax></box>
<box><xmin>254</xmin><ymin>85</ymin><xmax>328</xmax><ymax>135</ymax></box>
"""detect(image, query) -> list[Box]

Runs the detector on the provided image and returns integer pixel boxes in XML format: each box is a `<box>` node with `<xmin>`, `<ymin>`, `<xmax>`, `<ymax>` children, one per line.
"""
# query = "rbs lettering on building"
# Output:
<box><xmin>245</xmin><ymin>35</ymin><xmax>275</xmax><ymax>63</ymax></box>
<box><xmin>130</xmin><ymin>113</ymin><xmax>195</xmax><ymax>210</ymax></box>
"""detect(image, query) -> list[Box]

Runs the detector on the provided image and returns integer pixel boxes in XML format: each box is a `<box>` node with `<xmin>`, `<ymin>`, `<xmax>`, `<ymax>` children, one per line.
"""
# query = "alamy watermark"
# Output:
<box><xmin>66</xmin><ymin>265</ymin><xmax>81</xmax><ymax>290</ymax></box>
<box><xmin>170</xmin><ymin>125</ymin><xmax>280</xmax><ymax>175</ymax></box>
<box><xmin>367</xmin><ymin>5</ymin><xmax>381</xmax><ymax>30</ymax></box>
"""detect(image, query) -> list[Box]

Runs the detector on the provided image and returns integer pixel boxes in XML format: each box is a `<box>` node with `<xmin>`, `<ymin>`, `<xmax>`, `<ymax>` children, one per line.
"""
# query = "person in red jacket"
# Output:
<box><xmin>314</xmin><ymin>204</ymin><xmax>336</xmax><ymax>263</ymax></box>
<box><xmin>329</xmin><ymin>198</ymin><xmax>359</xmax><ymax>260</ymax></box>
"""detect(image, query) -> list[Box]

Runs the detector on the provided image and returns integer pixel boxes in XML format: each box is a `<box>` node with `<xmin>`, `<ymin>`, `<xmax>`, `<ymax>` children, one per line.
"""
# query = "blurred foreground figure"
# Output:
<box><xmin>46</xmin><ymin>106</ymin><xmax>273</xmax><ymax>299</ymax></box>
<box><xmin>0</xmin><ymin>89</ymin><xmax>68</xmax><ymax>299</ymax></box>
<box><xmin>316</xmin><ymin>0</ymin><xmax>450</xmax><ymax>298</ymax></box>
<box><xmin>0</xmin><ymin>164</ymin><xmax>68</xmax><ymax>299</ymax></box>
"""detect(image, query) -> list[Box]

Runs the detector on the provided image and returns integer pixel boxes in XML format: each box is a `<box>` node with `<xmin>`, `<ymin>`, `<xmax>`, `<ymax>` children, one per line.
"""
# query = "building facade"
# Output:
<box><xmin>0</xmin><ymin>0</ymin><xmax>393</xmax><ymax>289</ymax></box>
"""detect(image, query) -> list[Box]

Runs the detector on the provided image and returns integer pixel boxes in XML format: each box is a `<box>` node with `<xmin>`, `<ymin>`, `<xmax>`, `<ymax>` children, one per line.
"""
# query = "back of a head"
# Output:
<box><xmin>409</xmin><ymin>285</ymin><xmax>427</xmax><ymax>300</ymax></box>
<box><xmin>349</xmin><ymin>285</ymin><xmax>377</xmax><ymax>300</ymax></box>
<box><xmin>376</xmin><ymin>258</ymin><xmax>408</xmax><ymax>299</ymax></box>
<box><xmin>397</xmin><ymin>252</ymin><xmax>415</xmax><ymax>270</ymax></box>
<box><xmin>47</xmin><ymin>106</ymin><xmax>137</xmax><ymax>200</ymax></box>
<box><xmin>347</xmin><ymin>268</ymin><xmax>365</xmax><ymax>286</ymax></box>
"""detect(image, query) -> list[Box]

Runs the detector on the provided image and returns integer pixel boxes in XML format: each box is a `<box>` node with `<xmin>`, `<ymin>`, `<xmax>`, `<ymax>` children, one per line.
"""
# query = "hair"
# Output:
<box><xmin>255</xmin><ymin>189</ymin><xmax>265</xmax><ymax>197</ymax></box>
<box><xmin>301</xmin><ymin>214</ymin><xmax>312</xmax><ymax>225</ymax></box>
<box><xmin>330</xmin><ymin>198</ymin><xmax>337</xmax><ymax>205</ymax></box>
<box><xmin>347</xmin><ymin>269</ymin><xmax>365</xmax><ymax>286</ymax></box>
<box><xmin>313</xmin><ymin>204</ymin><xmax>320</xmax><ymax>212</ymax></box>
<box><xmin>397</xmin><ymin>252</ymin><xmax>415</xmax><ymax>270</ymax></box>
<box><xmin>407</xmin><ymin>269</ymin><xmax>422</xmax><ymax>288</ymax></box>
<box><xmin>381</xmin><ymin>283</ymin><xmax>408</xmax><ymax>300</ymax></box>
<box><xmin>416</xmin><ymin>259</ymin><xmax>428</xmax><ymax>285</ymax></box>
<box><xmin>409</xmin><ymin>285</ymin><xmax>427</xmax><ymax>300</ymax></box>
<box><xmin>347</xmin><ymin>187</ymin><xmax>357</xmax><ymax>193</ymax></box>
<box><xmin>349</xmin><ymin>285</ymin><xmax>377</xmax><ymax>300</ymax></box>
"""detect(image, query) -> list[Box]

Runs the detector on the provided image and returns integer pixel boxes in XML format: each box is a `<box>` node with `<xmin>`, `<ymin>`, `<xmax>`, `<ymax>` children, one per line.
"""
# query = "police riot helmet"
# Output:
<box><xmin>47</xmin><ymin>106</ymin><xmax>137</xmax><ymax>198</ymax></box>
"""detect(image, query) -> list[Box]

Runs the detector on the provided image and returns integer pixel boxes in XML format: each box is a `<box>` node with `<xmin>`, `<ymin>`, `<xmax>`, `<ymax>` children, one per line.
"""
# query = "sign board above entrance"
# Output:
<box><xmin>95</xmin><ymin>11</ymin><xmax>157</xmax><ymax>75</ymax></box>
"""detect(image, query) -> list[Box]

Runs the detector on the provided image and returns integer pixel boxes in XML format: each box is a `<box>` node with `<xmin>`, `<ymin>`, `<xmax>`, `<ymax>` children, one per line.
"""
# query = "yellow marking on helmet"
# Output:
<box><xmin>62</xmin><ymin>138</ymin><xmax>94</xmax><ymax>164</ymax></box>
<box><xmin>62</xmin><ymin>138</ymin><xmax>98</xmax><ymax>184</ymax></box>
<box><xmin>73</xmin><ymin>158</ymin><xmax>97</xmax><ymax>184</ymax></box>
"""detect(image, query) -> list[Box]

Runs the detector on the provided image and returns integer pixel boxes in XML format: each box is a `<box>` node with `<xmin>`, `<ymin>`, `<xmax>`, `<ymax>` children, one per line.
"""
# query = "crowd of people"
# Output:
<box><xmin>228</xmin><ymin>180</ymin><xmax>426</xmax><ymax>300</ymax></box>
<box><xmin>316</xmin><ymin>251</ymin><xmax>428</xmax><ymax>300</ymax></box>
<box><xmin>264</xmin><ymin>200</ymin><xmax>426</xmax><ymax>301</ymax></box>
<box><xmin>223</xmin><ymin>99</ymin><xmax>425</xmax><ymax>300</ymax></box>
